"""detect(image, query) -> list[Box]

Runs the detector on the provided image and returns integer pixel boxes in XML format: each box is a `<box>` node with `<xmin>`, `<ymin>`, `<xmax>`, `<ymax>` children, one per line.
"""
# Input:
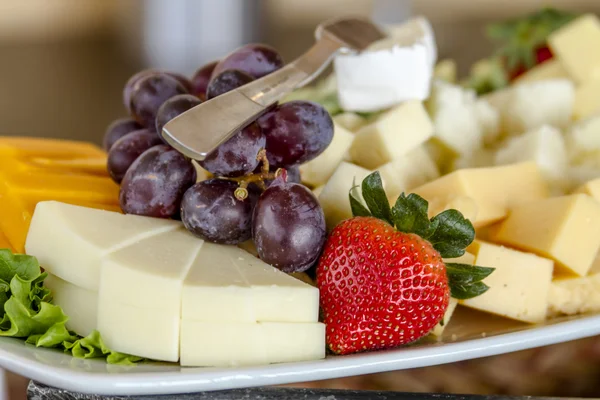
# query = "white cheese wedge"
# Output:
<box><xmin>180</xmin><ymin>321</ymin><xmax>325</xmax><ymax>367</ymax></box>
<box><xmin>548</xmin><ymin>14</ymin><xmax>600</xmax><ymax>83</ymax></box>
<box><xmin>463</xmin><ymin>241</ymin><xmax>554</xmax><ymax>323</ymax></box>
<box><xmin>512</xmin><ymin>59</ymin><xmax>569</xmax><ymax>84</ymax></box>
<box><xmin>181</xmin><ymin>242</ymin><xmax>319</xmax><ymax>323</ymax></box>
<box><xmin>335</xmin><ymin>17</ymin><xmax>434</xmax><ymax>112</ymax></box>
<box><xmin>25</xmin><ymin>201</ymin><xmax>181</xmax><ymax>290</ymax></box>
<box><xmin>300</xmin><ymin>122</ymin><xmax>354</xmax><ymax>186</ymax></box>
<box><xmin>44</xmin><ymin>274</ymin><xmax>97</xmax><ymax>337</ymax></box>
<box><xmin>349</xmin><ymin>100</ymin><xmax>434</xmax><ymax>169</ymax></box>
<box><xmin>412</xmin><ymin>162</ymin><xmax>549</xmax><ymax>228</ymax></box>
<box><xmin>493</xmin><ymin>194</ymin><xmax>600</xmax><ymax>276</ymax></box>
<box><xmin>319</xmin><ymin>162</ymin><xmax>371</xmax><ymax>230</ymax></box>
<box><xmin>427</xmin><ymin>81</ymin><xmax>483</xmax><ymax>157</ymax></box>
<box><xmin>501</xmin><ymin>79</ymin><xmax>574</xmax><ymax>136</ymax></box>
<box><xmin>494</xmin><ymin>125</ymin><xmax>567</xmax><ymax>190</ymax></box>
<box><xmin>376</xmin><ymin>146</ymin><xmax>439</xmax><ymax>202</ymax></box>
<box><xmin>97</xmin><ymin>228</ymin><xmax>202</xmax><ymax>362</ymax></box>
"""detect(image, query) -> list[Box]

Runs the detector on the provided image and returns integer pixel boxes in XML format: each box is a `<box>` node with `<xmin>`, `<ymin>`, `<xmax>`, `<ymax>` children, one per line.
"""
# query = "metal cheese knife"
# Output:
<box><xmin>161</xmin><ymin>17</ymin><xmax>385</xmax><ymax>160</ymax></box>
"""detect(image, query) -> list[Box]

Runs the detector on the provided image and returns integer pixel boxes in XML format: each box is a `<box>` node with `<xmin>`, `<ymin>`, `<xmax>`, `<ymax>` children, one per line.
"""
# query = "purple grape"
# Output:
<box><xmin>155</xmin><ymin>94</ymin><xmax>202</xmax><ymax>140</ymax></box>
<box><xmin>166</xmin><ymin>72</ymin><xmax>193</xmax><ymax>93</ymax></box>
<box><xmin>257</xmin><ymin>101</ymin><xmax>334</xmax><ymax>167</ymax></box>
<box><xmin>212</xmin><ymin>44</ymin><xmax>283</xmax><ymax>80</ymax></box>
<box><xmin>206</xmin><ymin>69</ymin><xmax>254</xmax><ymax>99</ymax></box>
<box><xmin>191</xmin><ymin>61</ymin><xmax>218</xmax><ymax>100</ymax></box>
<box><xmin>107</xmin><ymin>129</ymin><xmax>162</xmax><ymax>183</ymax></box>
<box><xmin>181</xmin><ymin>179</ymin><xmax>258</xmax><ymax>244</ymax></box>
<box><xmin>103</xmin><ymin>118</ymin><xmax>142</xmax><ymax>151</ymax></box>
<box><xmin>120</xmin><ymin>145</ymin><xmax>196</xmax><ymax>218</ymax></box>
<box><xmin>129</xmin><ymin>73</ymin><xmax>189</xmax><ymax>128</ymax></box>
<box><xmin>252</xmin><ymin>175</ymin><xmax>326</xmax><ymax>272</ymax></box>
<box><xmin>123</xmin><ymin>70</ymin><xmax>191</xmax><ymax>112</ymax></box>
<box><xmin>199</xmin><ymin>122</ymin><xmax>265</xmax><ymax>177</ymax></box>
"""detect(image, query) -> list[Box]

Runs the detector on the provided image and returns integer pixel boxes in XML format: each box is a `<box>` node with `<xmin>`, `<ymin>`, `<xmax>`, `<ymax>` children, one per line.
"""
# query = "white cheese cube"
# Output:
<box><xmin>25</xmin><ymin>201</ymin><xmax>180</xmax><ymax>290</ymax></box>
<box><xmin>181</xmin><ymin>242</ymin><xmax>319</xmax><ymax>323</ymax></box>
<box><xmin>312</xmin><ymin>185</ymin><xmax>324</xmax><ymax>198</ymax></box>
<box><xmin>333</xmin><ymin>113</ymin><xmax>366</xmax><ymax>132</ymax></box>
<box><xmin>493</xmin><ymin>194</ymin><xmax>600</xmax><ymax>276</ymax></box>
<box><xmin>180</xmin><ymin>321</ymin><xmax>325</xmax><ymax>367</ymax></box>
<box><xmin>474</xmin><ymin>99</ymin><xmax>501</xmax><ymax>146</ymax></box>
<box><xmin>502</xmin><ymin>80</ymin><xmax>574</xmax><ymax>135</ymax></box>
<box><xmin>548</xmin><ymin>14</ymin><xmax>600</xmax><ymax>83</ymax></box>
<box><xmin>512</xmin><ymin>59</ymin><xmax>568</xmax><ymax>84</ymax></box>
<box><xmin>376</xmin><ymin>146</ymin><xmax>439</xmax><ymax>202</ymax></box>
<box><xmin>494</xmin><ymin>125</ymin><xmax>567</xmax><ymax>189</ymax></box>
<box><xmin>427</xmin><ymin>81</ymin><xmax>482</xmax><ymax>157</ymax></box>
<box><xmin>44</xmin><ymin>274</ymin><xmax>97</xmax><ymax>337</ymax></box>
<box><xmin>349</xmin><ymin>101</ymin><xmax>433</xmax><ymax>169</ymax></box>
<box><xmin>319</xmin><ymin>162</ymin><xmax>371</xmax><ymax>230</ymax></box>
<box><xmin>383</xmin><ymin>16</ymin><xmax>437</xmax><ymax>67</ymax></box>
<box><xmin>300</xmin><ymin>122</ymin><xmax>354</xmax><ymax>186</ymax></box>
<box><xmin>452</xmin><ymin>149</ymin><xmax>495</xmax><ymax>171</ymax></box>
<box><xmin>462</xmin><ymin>241</ymin><xmax>554</xmax><ymax>324</ymax></box>
<box><xmin>335</xmin><ymin>43</ymin><xmax>431</xmax><ymax>112</ymax></box>
<box><xmin>549</xmin><ymin>267</ymin><xmax>600</xmax><ymax>317</ymax></box>
<box><xmin>573</xmin><ymin>80</ymin><xmax>600</xmax><ymax>120</ymax></box>
<box><xmin>566</xmin><ymin>115</ymin><xmax>600</xmax><ymax>162</ymax></box>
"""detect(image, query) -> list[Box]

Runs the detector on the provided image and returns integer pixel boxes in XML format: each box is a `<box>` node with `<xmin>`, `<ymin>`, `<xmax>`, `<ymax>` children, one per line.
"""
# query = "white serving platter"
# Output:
<box><xmin>0</xmin><ymin>307</ymin><xmax>598</xmax><ymax>396</ymax></box>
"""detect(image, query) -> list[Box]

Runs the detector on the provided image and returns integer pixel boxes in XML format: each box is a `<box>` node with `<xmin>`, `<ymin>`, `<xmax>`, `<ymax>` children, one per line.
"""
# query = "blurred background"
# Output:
<box><xmin>2</xmin><ymin>0</ymin><xmax>600</xmax><ymax>398</ymax></box>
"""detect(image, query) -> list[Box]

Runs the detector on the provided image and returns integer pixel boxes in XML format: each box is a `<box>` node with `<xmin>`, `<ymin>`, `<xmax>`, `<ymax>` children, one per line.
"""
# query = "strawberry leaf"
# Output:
<box><xmin>428</xmin><ymin>210</ymin><xmax>475</xmax><ymax>259</ymax></box>
<box><xmin>361</xmin><ymin>172</ymin><xmax>392</xmax><ymax>225</ymax></box>
<box><xmin>446</xmin><ymin>263</ymin><xmax>495</xmax><ymax>284</ymax></box>
<box><xmin>349</xmin><ymin>183</ymin><xmax>371</xmax><ymax>218</ymax></box>
<box><xmin>450</xmin><ymin>281</ymin><xmax>490</xmax><ymax>300</ymax></box>
<box><xmin>391</xmin><ymin>193</ymin><xmax>437</xmax><ymax>239</ymax></box>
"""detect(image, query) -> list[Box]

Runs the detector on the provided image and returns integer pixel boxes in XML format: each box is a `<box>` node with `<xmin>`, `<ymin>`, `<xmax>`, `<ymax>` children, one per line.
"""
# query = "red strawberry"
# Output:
<box><xmin>317</xmin><ymin>172</ymin><xmax>493</xmax><ymax>355</ymax></box>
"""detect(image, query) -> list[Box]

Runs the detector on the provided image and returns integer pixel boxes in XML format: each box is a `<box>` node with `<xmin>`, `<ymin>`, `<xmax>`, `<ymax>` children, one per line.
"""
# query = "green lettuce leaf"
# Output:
<box><xmin>0</xmin><ymin>248</ymin><xmax>142</xmax><ymax>365</ymax></box>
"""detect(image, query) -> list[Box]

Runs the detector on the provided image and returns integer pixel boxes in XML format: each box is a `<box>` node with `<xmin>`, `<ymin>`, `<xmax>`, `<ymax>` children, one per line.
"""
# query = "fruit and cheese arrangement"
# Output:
<box><xmin>1</xmin><ymin>8</ymin><xmax>600</xmax><ymax>370</ymax></box>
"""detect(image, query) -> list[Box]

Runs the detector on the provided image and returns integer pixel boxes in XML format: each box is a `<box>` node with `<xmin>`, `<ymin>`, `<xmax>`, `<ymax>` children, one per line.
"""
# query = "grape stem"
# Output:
<box><xmin>226</xmin><ymin>148</ymin><xmax>283</xmax><ymax>201</ymax></box>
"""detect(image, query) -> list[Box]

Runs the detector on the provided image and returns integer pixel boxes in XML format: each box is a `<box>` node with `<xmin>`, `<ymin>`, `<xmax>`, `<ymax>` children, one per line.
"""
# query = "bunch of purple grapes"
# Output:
<box><xmin>103</xmin><ymin>43</ymin><xmax>332</xmax><ymax>273</ymax></box>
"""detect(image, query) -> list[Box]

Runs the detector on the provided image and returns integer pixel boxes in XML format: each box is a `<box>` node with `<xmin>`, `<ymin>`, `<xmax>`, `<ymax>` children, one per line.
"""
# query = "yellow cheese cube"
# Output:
<box><xmin>333</xmin><ymin>113</ymin><xmax>366</xmax><ymax>132</ymax></box>
<box><xmin>548</xmin><ymin>14</ymin><xmax>600</xmax><ymax>83</ymax></box>
<box><xmin>574</xmin><ymin>178</ymin><xmax>600</xmax><ymax>200</ymax></box>
<box><xmin>412</xmin><ymin>162</ymin><xmax>549</xmax><ymax>228</ymax></box>
<box><xmin>493</xmin><ymin>194</ymin><xmax>600</xmax><ymax>276</ymax></box>
<box><xmin>462</xmin><ymin>241</ymin><xmax>554</xmax><ymax>323</ymax></box>
<box><xmin>548</xmin><ymin>264</ymin><xmax>600</xmax><ymax>317</ymax></box>
<box><xmin>573</xmin><ymin>80</ymin><xmax>600</xmax><ymax>120</ymax></box>
<box><xmin>513</xmin><ymin>60</ymin><xmax>568</xmax><ymax>84</ymax></box>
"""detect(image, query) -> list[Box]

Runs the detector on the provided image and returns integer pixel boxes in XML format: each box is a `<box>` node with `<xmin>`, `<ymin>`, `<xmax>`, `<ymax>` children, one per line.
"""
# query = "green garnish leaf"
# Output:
<box><xmin>450</xmin><ymin>281</ymin><xmax>491</xmax><ymax>300</ymax></box>
<box><xmin>361</xmin><ymin>172</ymin><xmax>392</xmax><ymax>225</ymax></box>
<box><xmin>446</xmin><ymin>263</ymin><xmax>495</xmax><ymax>284</ymax></box>
<box><xmin>349</xmin><ymin>182</ymin><xmax>371</xmax><ymax>218</ymax></box>
<box><xmin>428</xmin><ymin>210</ymin><xmax>475</xmax><ymax>259</ymax></box>
<box><xmin>392</xmin><ymin>193</ymin><xmax>437</xmax><ymax>238</ymax></box>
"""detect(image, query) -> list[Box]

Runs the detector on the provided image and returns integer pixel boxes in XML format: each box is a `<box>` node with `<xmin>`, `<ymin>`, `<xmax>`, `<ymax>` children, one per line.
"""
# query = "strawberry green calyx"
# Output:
<box><xmin>349</xmin><ymin>171</ymin><xmax>494</xmax><ymax>300</ymax></box>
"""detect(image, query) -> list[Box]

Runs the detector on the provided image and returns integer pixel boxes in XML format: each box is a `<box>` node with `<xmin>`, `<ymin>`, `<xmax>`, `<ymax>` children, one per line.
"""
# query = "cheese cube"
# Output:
<box><xmin>384</xmin><ymin>17</ymin><xmax>437</xmax><ymax>67</ymax></box>
<box><xmin>575</xmin><ymin>178</ymin><xmax>600</xmax><ymax>200</ymax></box>
<box><xmin>300</xmin><ymin>122</ymin><xmax>354</xmax><ymax>186</ymax></box>
<box><xmin>513</xmin><ymin>59</ymin><xmax>569</xmax><ymax>84</ymax></box>
<box><xmin>573</xmin><ymin>80</ymin><xmax>600</xmax><ymax>120</ymax></box>
<box><xmin>566</xmin><ymin>115</ymin><xmax>600</xmax><ymax>161</ymax></box>
<box><xmin>453</xmin><ymin>149</ymin><xmax>495</xmax><ymax>171</ymax></box>
<box><xmin>44</xmin><ymin>274</ymin><xmax>97</xmax><ymax>337</ymax></box>
<box><xmin>494</xmin><ymin>125</ymin><xmax>567</xmax><ymax>189</ymax></box>
<box><xmin>567</xmin><ymin>165</ymin><xmax>600</xmax><ymax>191</ymax></box>
<box><xmin>180</xmin><ymin>321</ymin><xmax>325</xmax><ymax>367</ymax></box>
<box><xmin>333</xmin><ymin>113</ymin><xmax>367</xmax><ymax>132</ymax></box>
<box><xmin>427</xmin><ymin>81</ymin><xmax>482</xmax><ymax>157</ymax></box>
<box><xmin>412</xmin><ymin>162</ymin><xmax>548</xmax><ymax>228</ymax></box>
<box><xmin>349</xmin><ymin>101</ymin><xmax>434</xmax><ymax>169</ymax></box>
<box><xmin>474</xmin><ymin>99</ymin><xmax>501</xmax><ymax>146</ymax></box>
<box><xmin>433</xmin><ymin>59</ymin><xmax>457</xmax><ymax>83</ymax></box>
<box><xmin>548</xmin><ymin>267</ymin><xmax>600</xmax><ymax>317</ymax></box>
<box><xmin>502</xmin><ymin>80</ymin><xmax>574</xmax><ymax>135</ymax></box>
<box><xmin>376</xmin><ymin>146</ymin><xmax>439</xmax><ymax>202</ymax></box>
<box><xmin>462</xmin><ymin>241</ymin><xmax>554</xmax><ymax>323</ymax></box>
<box><xmin>319</xmin><ymin>162</ymin><xmax>371</xmax><ymax>230</ymax></box>
<box><xmin>493</xmin><ymin>194</ymin><xmax>600</xmax><ymax>276</ymax></box>
<box><xmin>548</xmin><ymin>14</ymin><xmax>600</xmax><ymax>83</ymax></box>
<box><xmin>312</xmin><ymin>185</ymin><xmax>324</xmax><ymax>198</ymax></box>
<box><xmin>25</xmin><ymin>201</ymin><xmax>181</xmax><ymax>290</ymax></box>
<box><xmin>181</xmin><ymin>242</ymin><xmax>319</xmax><ymax>323</ymax></box>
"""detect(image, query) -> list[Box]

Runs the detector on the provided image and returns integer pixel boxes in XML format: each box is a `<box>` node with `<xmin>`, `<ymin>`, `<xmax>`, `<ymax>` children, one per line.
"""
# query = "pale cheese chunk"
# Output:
<box><xmin>349</xmin><ymin>101</ymin><xmax>434</xmax><ymax>169</ymax></box>
<box><xmin>548</xmin><ymin>14</ymin><xmax>600</xmax><ymax>83</ymax></box>
<box><xmin>300</xmin><ymin>122</ymin><xmax>354</xmax><ymax>186</ymax></box>
<box><xmin>180</xmin><ymin>321</ymin><xmax>325</xmax><ymax>367</ymax></box>
<box><xmin>566</xmin><ymin>115</ymin><xmax>600</xmax><ymax>162</ymax></box>
<box><xmin>513</xmin><ymin>59</ymin><xmax>569</xmax><ymax>84</ymax></box>
<box><xmin>333</xmin><ymin>113</ymin><xmax>367</xmax><ymax>132</ymax></box>
<box><xmin>25</xmin><ymin>201</ymin><xmax>180</xmax><ymax>290</ymax></box>
<box><xmin>493</xmin><ymin>194</ymin><xmax>600</xmax><ymax>276</ymax></box>
<box><xmin>181</xmin><ymin>242</ymin><xmax>319</xmax><ymax>323</ymax></box>
<box><xmin>44</xmin><ymin>274</ymin><xmax>97</xmax><ymax>337</ymax></box>
<box><xmin>319</xmin><ymin>162</ymin><xmax>371</xmax><ymax>230</ymax></box>
<box><xmin>412</xmin><ymin>162</ymin><xmax>548</xmax><ymax>228</ymax></box>
<box><xmin>575</xmin><ymin>178</ymin><xmax>600</xmax><ymax>200</ymax></box>
<box><xmin>376</xmin><ymin>146</ymin><xmax>439</xmax><ymax>202</ymax></box>
<box><xmin>462</xmin><ymin>241</ymin><xmax>554</xmax><ymax>323</ymax></box>
<box><xmin>549</xmin><ymin>268</ymin><xmax>600</xmax><ymax>316</ymax></box>
<box><xmin>573</xmin><ymin>80</ymin><xmax>600</xmax><ymax>120</ymax></box>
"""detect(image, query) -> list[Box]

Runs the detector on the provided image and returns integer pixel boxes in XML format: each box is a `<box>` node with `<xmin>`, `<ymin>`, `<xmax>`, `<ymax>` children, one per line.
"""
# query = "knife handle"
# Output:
<box><xmin>162</xmin><ymin>35</ymin><xmax>345</xmax><ymax>161</ymax></box>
